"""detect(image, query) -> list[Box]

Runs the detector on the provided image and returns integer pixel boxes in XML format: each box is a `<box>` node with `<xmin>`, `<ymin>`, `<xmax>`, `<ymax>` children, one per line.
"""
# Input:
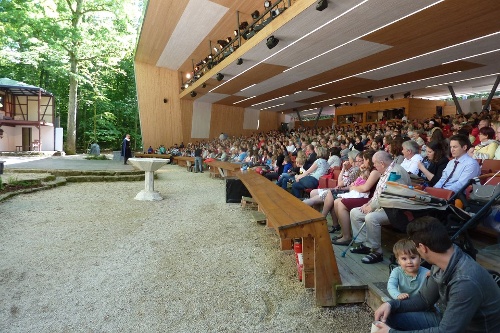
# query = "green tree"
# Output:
<box><xmin>0</xmin><ymin>0</ymin><xmax>143</xmax><ymax>153</ymax></box>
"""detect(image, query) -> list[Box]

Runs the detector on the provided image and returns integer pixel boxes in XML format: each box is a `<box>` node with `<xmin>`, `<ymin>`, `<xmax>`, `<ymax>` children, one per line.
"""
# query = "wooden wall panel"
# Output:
<box><xmin>256</xmin><ymin>110</ymin><xmax>280</xmax><ymax>134</ymax></box>
<box><xmin>135</xmin><ymin>61</ymin><xmax>186</xmax><ymax>149</ymax></box>
<box><xmin>206</xmin><ymin>105</ymin><xmax>280</xmax><ymax>140</ymax></box>
<box><xmin>209</xmin><ymin>104</ymin><xmax>245</xmax><ymax>139</ymax></box>
<box><xmin>484</xmin><ymin>98</ymin><xmax>500</xmax><ymax>112</ymax></box>
<box><xmin>408</xmin><ymin>99</ymin><xmax>445</xmax><ymax>121</ymax></box>
<box><xmin>296</xmin><ymin>118</ymin><xmax>334</xmax><ymax>130</ymax></box>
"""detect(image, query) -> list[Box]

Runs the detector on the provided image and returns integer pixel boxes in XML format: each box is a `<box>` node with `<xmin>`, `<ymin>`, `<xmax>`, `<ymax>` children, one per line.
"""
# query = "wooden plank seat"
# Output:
<box><xmin>236</xmin><ymin>170</ymin><xmax>342</xmax><ymax>306</ymax></box>
<box><xmin>173</xmin><ymin>156</ymin><xmax>195</xmax><ymax>170</ymax></box>
<box><xmin>205</xmin><ymin>160</ymin><xmax>241</xmax><ymax>178</ymax></box>
<box><xmin>134</xmin><ymin>153</ymin><xmax>171</xmax><ymax>159</ymax></box>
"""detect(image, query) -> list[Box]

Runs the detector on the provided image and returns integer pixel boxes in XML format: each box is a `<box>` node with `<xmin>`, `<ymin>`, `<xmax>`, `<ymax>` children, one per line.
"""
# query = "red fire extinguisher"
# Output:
<box><xmin>294</xmin><ymin>239</ymin><xmax>303</xmax><ymax>281</ymax></box>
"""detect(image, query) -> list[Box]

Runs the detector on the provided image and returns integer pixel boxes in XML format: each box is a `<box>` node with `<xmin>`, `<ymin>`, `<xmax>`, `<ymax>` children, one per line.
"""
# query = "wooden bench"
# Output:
<box><xmin>236</xmin><ymin>170</ymin><xmax>343</xmax><ymax>306</ymax></box>
<box><xmin>134</xmin><ymin>153</ymin><xmax>171</xmax><ymax>159</ymax></box>
<box><xmin>173</xmin><ymin>156</ymin><xmax>195</xmax><ymax>170</ymax></box>
<box><xmin>206</xmin><ymin>160</ymin><xmax>241</xmax><ymax>178</ymax></box>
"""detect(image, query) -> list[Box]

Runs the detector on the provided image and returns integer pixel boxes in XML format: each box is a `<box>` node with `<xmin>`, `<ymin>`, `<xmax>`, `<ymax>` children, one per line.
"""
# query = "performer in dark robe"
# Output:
<box><xmin>121</xmin><ymin>134</ymin><xmax>132</xmax><ymax>164</ymax></box>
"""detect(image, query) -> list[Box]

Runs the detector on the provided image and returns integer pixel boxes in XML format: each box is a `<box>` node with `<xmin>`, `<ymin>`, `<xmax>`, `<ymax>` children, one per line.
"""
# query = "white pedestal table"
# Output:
<box><xmin>127</xmin><ymin>158</ymin><xmax>169</xmax><ymax>201</ymax></box>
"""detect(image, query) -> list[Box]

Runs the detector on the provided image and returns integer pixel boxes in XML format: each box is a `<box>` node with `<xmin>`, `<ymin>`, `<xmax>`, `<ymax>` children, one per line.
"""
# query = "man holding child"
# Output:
<box><xmin>374</xmin><ymin>217</ymin><xmax>500</xmax><ymax>332</ymax></box>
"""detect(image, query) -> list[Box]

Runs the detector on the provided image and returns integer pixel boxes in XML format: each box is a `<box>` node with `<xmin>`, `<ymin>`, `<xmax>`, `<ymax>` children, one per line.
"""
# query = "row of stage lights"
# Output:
<box><xmin>180</xmin><ymin>0</ymin><xmax>292</xmax><ymax>93</ymax></box>
<box><xmin>181</xmin><ymin>0</ymin><xmax>328</xmax><ymax>96</ymax></box>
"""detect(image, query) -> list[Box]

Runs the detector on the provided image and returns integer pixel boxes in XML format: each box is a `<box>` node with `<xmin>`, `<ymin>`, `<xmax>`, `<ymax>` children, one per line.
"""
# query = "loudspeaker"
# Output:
<box><xmin>225</xmin><ymin>178</ymin><xmax>251</xmax><ymax>203</ymax></box>
<box><xmin>316</xmin><ymin>0</ymin><xmax>328</xmax><ymax>11</ymax></box>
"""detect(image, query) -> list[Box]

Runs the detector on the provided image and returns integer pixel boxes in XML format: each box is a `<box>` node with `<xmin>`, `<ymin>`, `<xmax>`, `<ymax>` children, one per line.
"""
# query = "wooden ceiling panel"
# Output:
<box><xmin>135</xmin><ymin>1</ymin><xmax>188</xmax><ymax>64</ymax></box>
<box><xmin>363</xmin><ymin>0</ymin><xmax>499</xmax><ymax>47</ymax></box>
<box><xmin>212</xmin><ymin>63</ymin><xmax>289</xmax><ymax>95</ymax></box>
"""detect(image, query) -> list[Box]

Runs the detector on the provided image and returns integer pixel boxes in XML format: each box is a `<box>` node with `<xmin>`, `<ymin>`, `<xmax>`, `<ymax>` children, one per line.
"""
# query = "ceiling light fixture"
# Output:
<box><xmin>251</xmin><ymin>10</ymin><xmax>260</xmax><ymax>20</ymax></box>
<box><xmin>190</xmin><ymin>91</ymin><xmax>197</xmax><ymax>97</ymax></box>
<box><xmin>261</xmin><ymin>103</ymin><xmax>285</xmax><ymax>111</ymax></box>
<box><xmin>425</xmin><ymin>72</ymin><xmax>500</xmax><ymax>88</ymax></box>
<box><xmin>236</xmin><ymin>58</ymin><xmax>243</xmax><ymax>65</ymax></box>
<box><xmin>240</xmin><ymin>84</ymin><xmax>256</xmax><ymax>92</ymax></box>
<box><xmin>233</xmin><ymin>96</ymin><xmax>256</xmax><ymax>105</ymax></box>
<box><xmin>216</xmin><ymin>73</ymin><xmax>224</xmax><ymax>81</ymax></box>
<box><xmin>441</xmin><ymin>48</ymin><xmax>500</xmax><ymax>65</ymax></box>
<box><xmin>266</xmin><ymin>36</ymin><xmax>279</xmax><ymax>49</ymax></box>
<box><xmin>251</xmin><ymin>94</ymin><xmax>289</xmax><ymax>107</ymax></box>
<box><xmin>264</xmin><ymin>1</ymin><xmax>272</xmax><ymax>9</ymax></box>
<box><xmin>202</xmin><ymin>83</ymin><xmax>206</xmax><ymax>88</ymax></box>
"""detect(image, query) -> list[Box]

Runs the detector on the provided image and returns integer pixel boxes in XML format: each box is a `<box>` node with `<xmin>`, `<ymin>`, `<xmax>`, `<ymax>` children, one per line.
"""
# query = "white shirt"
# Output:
<box><xmin>400</xmin><ymin>154</ymin><xmax>423</xmax><ymax>174</ymax></box>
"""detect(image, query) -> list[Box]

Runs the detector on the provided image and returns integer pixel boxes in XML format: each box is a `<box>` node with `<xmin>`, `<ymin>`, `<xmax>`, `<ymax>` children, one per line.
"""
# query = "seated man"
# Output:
<box><xmin>400</xmin><ymin>140</ymin><xmax>422</xmax><ymax>175</ymax></box>
<box><xmin>349</xmin><ymin>151</ymin><xmax>412</xmax><ymax>264</ymax></box>
<box><xmin>432</xmin><ymin>134</ymin><xmax>481</xmax><ymax>193</ymax></box>
<box><xmin>374</xmin><ymin>216</ymin><xmax>500</xmax><ymax>332</ymax></box>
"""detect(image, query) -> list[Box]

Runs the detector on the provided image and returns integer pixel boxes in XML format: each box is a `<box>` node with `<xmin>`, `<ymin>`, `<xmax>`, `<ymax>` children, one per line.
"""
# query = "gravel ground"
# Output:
<box><xmin>0</xmin><ymin>165</ymin><xmax>373</xmax><ymax>332</ymax></box>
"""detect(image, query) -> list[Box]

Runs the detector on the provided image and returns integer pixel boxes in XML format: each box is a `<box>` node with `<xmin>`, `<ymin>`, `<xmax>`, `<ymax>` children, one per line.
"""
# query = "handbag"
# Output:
<box><xmin>469</xmin><ymin>183</ymin><xmax>500</xmax><ymax>203</ymax></box>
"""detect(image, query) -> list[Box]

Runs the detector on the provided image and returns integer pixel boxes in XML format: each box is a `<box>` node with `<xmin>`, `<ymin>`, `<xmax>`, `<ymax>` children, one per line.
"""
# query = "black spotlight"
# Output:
<box><xmin>266</xmin><ymin>35</ymin><xmax>279</xmax><ymax>49</ymax></box>
<box><xmin>236</xmin><ymin>58</ymin><xmax>243</xmax><ymax>65</ymax></box>
<box><xmin>239</xmin><ymin>21</ymin><xmax>249</xmax><ymax>30</ymax></box>
<box><xmin>202</xmin><ymin>83</ymin><xmax>206</xmax><ymax>88</ymax></box>
<box><xmin>251</xmin><ymin>10</ymin><xmax>260</xmax><ymax>20</ymax></box>
<box><xmin>390</xmin><ymin>94</ymin><xmax>394</xmax><ymax>99</ymax></box>
<box><xmin>385</xmin><ymin>97</ymin><xmax>389</xmax><ymax>101</ymax></box>
<box><xmin>163</xmin><ymin>98</ymin><xmax>168</xmax><ymax>103</ymax></box>
<box><xmin>190</xmin><ymin>91</ymin><xmax>197</xmax><ymax>97</ymax></box>
<box><xmin>316</xmin><ymin>0</ymin><xmax>328</xmax><ymax>11</ymax></box>
<box><xmin>403</xmin><ymin>91</ymin><xmax>411</xmax><ymax>98</ymax></box>
<box><xmin>216</xmin><ymin>73</ymin><xmax>224</xmax><ymax>81</ymax></box>
<box><xmin>367</xmin><ymin>95</ymin><xmax>374</xmax><ymax>103</ymax></box>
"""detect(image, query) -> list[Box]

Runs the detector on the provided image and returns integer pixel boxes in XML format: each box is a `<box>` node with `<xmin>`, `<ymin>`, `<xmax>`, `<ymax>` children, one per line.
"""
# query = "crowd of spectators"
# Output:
<box><xmin>155</xmin><ymin>108</ymin><xmax>499</xmax><ymax>172</ymax></box>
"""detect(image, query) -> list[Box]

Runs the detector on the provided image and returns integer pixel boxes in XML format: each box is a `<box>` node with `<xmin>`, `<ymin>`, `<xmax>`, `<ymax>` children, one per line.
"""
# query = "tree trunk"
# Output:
<box><xmin>67</xmin><ymin>54</ymin><xmax>78</xmax><ymax>153</ymax></box>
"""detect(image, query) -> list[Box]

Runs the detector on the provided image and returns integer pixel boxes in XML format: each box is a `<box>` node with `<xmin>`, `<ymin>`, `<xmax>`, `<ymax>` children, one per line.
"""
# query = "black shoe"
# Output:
<box><xmin>200</xmin><ymin>171</ymin><xmax>204</xmax><ymax>173</ymax></box>
<box><xmin>328</xmin><ymin>225</ymin><xmax>341</xmax><ymax>233</ymax></box>
<box><xmin>361</xmin><ymin>252</ymin><xmax>383</xmax><ymax>264</ymax></box>
<box><xmin>350</xmin><ymin>244</ymin><xmax>371</xmax><ymax>254</ymax></box>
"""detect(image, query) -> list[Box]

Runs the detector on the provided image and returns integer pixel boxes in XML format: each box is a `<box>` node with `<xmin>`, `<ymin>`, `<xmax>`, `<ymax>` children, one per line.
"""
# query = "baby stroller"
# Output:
<box><xmin>379</xmin><ymin>175</ymin><xmax>500</xmax><ymax>287</ymax></box>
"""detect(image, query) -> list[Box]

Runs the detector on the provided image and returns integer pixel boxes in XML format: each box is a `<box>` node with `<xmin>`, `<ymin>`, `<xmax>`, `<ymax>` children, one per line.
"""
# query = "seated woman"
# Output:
<box><xmin>417</xmin><ymin>140</ymin><xmax>448</xmax><ymax>187</ymax></box>
<box><xmin>291</xmin><ymin>146</ymin><xmax>329</xmax><ymax>198</ymax></box>
<box><xmin>468</xmin><ymin>126</ymin><xmax>498</xmax><ymax>160</ymax></box>
<box><xmin>325</xmin><ymin>150</ymin><xmax>381</xmax><ymax>245</ymax></box>
<box><xmin>336</xmin><ymin>169</ymin><xmax>371</xmax><ymax>198</ymax></box>
<box><xmin>302</xmin><ymin>150</ymin><xmax>361</xmax><ymax>212</ymax></box>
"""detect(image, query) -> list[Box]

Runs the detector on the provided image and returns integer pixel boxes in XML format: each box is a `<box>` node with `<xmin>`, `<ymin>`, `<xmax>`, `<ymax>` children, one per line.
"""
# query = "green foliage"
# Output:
<box><xmin>0</xmin><ymin>0</ymin><xmax>145</xmax><ymax>152</ymax></box>
<box><xmin>84</xmin><ymin>154</ymin><xmax>109</xmax><ymax>160</ymax></box>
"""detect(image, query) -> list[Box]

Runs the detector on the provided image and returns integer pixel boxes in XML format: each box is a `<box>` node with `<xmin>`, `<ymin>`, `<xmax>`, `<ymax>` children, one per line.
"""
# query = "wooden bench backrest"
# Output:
<box><xmin>206</xmin><ymin>160</ymin><xmax>241</xmax><ymax>171</ymax></box>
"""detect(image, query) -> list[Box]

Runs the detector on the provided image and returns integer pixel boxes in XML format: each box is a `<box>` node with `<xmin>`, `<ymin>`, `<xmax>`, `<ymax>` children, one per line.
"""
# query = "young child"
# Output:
<box><xmin>387</xmin><ymin>239</ymin><xmax>430</xmax><ymax>300</ymax></box>
<box><xmin>276</xmin><ymin>156</ymin><xmax>304</xmax><ymax>190</ymax></box>
<box><xmin>336</xmin><ymin>169</ymin><xmax>371</xmax><ymax>198</ymax></box>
